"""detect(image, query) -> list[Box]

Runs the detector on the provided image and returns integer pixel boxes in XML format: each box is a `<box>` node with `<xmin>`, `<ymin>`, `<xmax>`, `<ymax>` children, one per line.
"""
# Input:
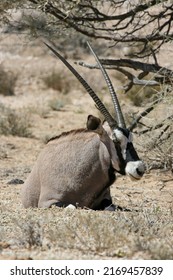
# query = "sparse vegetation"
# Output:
<box><xmin>0</xmin><ymin>105</ymin><xmax>32</xmax><ymax>137</ymax></box>
<box><xmin>16</xmin><ymin>217</ymin><xmax>43</xmax><ymax>249</ymax></box>
<box><xmin>49</xmin><ymin>98</ymin><xmax>65</xmax><ymax>111</ymax></box>
<box><xmin>42</xmin><ymin>70</ymin><xmax>69</xmax><ymax>94</ymax></box>
<box><xmin>127</xmin><ymin>85</ymin><xmax>159</xmax><ymax>107</ymax></box>
<box><xmin>1</xmin><ymin>205</ymin><xmax>173</xmax><ymax>259</ymax></box>
<box><xmin>0</xmin><ymin>65</ymin><xmax>18</xmax><ymax>96</ymax></box>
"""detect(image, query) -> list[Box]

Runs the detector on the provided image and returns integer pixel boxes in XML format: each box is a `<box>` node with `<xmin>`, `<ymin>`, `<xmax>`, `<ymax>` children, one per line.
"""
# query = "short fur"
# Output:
<box><xmin>21</xmin><ymin>116</ymin><xmax>120</xmax><ymax>209</ymax></box>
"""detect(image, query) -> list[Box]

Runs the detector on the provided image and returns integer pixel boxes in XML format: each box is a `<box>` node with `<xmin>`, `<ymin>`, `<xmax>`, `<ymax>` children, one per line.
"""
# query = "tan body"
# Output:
<box><xmin>22</xmin><ymin>119</ymin><xmax>120</xmax><ymax>209</ymax></box>
<box><xmin>22</xmin><ymin>42</ymin><xmax>145</xmax><ymax>210</ymax></box>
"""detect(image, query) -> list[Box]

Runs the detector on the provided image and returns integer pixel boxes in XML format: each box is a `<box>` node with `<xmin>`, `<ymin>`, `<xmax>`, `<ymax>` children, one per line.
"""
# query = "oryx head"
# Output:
<box><xmin>44</xmin><ymin>40</ymin><xmax>146</xmax><ymax>180</ymax></box>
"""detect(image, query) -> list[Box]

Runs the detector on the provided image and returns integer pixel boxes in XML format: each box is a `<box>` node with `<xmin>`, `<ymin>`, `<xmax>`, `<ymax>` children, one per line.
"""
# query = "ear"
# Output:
<box><xmin>87</xmin><ymin>115</ymin><xmax>102</xmax><ymax>131</ymax></box>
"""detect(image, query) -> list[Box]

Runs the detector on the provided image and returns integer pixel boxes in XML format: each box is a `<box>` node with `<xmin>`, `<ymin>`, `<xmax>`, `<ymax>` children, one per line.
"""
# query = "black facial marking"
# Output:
<box><xmin>117</xmin><ymin>127</ymin><xmax>130</xmax><ymax>138</ymax></box>
<box><xmin>136</xmin><ymin>168</ymin><xmax>143</xmax><ymax>176</ymax></box>
<box><xmin>126</xmin><ymin>142</ymin><xmax>140</xmax><ymax>162</ymax></box>
<box><xmin>114</xmin><ymin>142</ymin><xmax>126</xmax><ymax>175</ymax></box>
<box><xmin>113</xmin><ymin>127</ymin><xmax>140</xmax><ymax>173</ymax></box>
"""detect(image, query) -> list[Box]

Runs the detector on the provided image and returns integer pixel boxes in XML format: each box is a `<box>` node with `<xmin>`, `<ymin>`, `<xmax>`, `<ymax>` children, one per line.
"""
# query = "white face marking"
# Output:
<box><xmin>103</xmin><ymin>124</ymin><xmax>145</xmax><ymax>179</ymax></box>
<box><xmin>112</xmin><ymin>128</ymin><xmax>146</xmax><ymax>180</ymax></box>
<box><xmin>125</xmin><ymin>161</ymin><xmax>146</xmax><ymax>180</ymax></box>
<box><xmin>113</xmin><ymin>129</ymin><xmax>132</xmax><ymax>160</ymax></box>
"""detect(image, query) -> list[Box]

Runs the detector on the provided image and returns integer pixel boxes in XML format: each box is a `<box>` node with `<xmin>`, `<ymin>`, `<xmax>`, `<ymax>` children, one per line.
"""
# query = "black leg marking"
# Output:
<box><xmin>50</xmin><ymin>201</ymin><xmax>67</xmax><ymax>208</ymax></box>
<box><xmin>95</xmin><ymin>199</ymin><xmax>137</xmax><ymax>212</ymax></box>
<box><xmin>99</xmin><ymin>198</ymin><xmax>113</xmax><ymax>210</ymax></box>
<box><xmin>94</xmin><ymin>199</ymin><xmax>114</xmax><ymax>211</ymax></box>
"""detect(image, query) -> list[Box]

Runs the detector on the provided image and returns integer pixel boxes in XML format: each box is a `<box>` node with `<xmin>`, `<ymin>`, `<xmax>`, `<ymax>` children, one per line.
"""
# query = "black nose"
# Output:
<box><xmin>136</xmin><ymin>168</ymin><xmax>144</xmax><ymax>176</ymax></box>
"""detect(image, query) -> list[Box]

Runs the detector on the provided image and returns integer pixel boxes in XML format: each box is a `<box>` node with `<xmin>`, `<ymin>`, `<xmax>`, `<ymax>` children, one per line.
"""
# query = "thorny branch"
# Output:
<box><xmin>5</xmin><ymin>0</ymin><xmax>172</xmax><ymax>170</ymax></box>
<box><xmin>129</xmin><ymin>98</ymin><xmax>164</xmax><ymax>132</ymax></box>
<box><xmin>77</xmin><ymin>57</ymin><xmax>173</xmax><ymax>90</ymax></box>
<box><xmin>78</xmin><ymin>58</ymin><xmax>173</xmax><ymax>135</ymax></box>
<box><xmin>28</xmin><ymin>0</ymin><xmax>173</xmax><ymax>58</ymax></box>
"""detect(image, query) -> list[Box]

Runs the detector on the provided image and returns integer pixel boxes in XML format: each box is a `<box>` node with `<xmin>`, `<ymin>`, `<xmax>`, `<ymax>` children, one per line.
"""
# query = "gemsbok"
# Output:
<box><xmin>21</xmin><ymin>40</ymin><xmax>145</xmax><ymax>210</ymax></box>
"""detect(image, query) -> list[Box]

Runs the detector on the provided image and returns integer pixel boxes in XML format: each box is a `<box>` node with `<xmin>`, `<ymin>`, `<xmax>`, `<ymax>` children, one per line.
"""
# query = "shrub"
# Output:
<box><xmin>127</xmin><ymin>85</ymin><xmax>159</xmax><ymax>106</ymax></box>
<box><xmin>0</xmin><ymin>65</ymin><xmax>18</xmax><ymax>96</ymax></box>
<box><xmin>49</xmin><ymin>98</ymin><xmax>65</xmax><ymax>111</ymax></box>
<box><xmin>0</xmin><ymin>105</ymin><xmax>32</xmax><ymax>137</ymax></box>
<box><xmin>42</xmin><ymin>70</ymin><xmax>69</xmax><ymax>94</ymax></box>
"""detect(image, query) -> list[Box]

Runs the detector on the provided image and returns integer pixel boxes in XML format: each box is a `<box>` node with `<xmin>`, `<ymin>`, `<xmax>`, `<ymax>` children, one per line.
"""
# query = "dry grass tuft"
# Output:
<box><xmin>0</xmin><ymin>65</ymin><xmax>18</xmax><ymax>96</ymax></box>
<box><xmin>127</xmin><ymin>85</ymin><xmax>159</xmax><ymax>106</ymax></box>
<box><xmin>42</xmin><ymin>70</ymin><xmax>70</xmax><ymax>94</ymax></box>
<box><xmin>16</xmin><ymin>218</ymin><xmax>43</xmax><ymax>249</ymax></box>
<box><xmin>49</xmin><ymin>98</ymin><xmax>66</xmax><ymax>111</ymax></box>
<box><xmin>0</xmin><ymin>105</ymin><xmax>32</xmax><ymax>137</ymax></box>
<box><xmin>1</xmin><ymin>205</ymin><xmax>173</xmax><ymax>259</ymax></box>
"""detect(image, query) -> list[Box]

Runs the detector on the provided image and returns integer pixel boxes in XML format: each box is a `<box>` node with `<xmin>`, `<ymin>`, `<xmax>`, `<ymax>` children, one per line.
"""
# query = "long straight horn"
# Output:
<box><xmin>87</xmin><ymin>42</ymin><xmax>126</xmax><ymax>129</ymax></box>
<box><xmin>43</xmin><ymin>40</ymin><xmax>117</xmax><ymax>129</ymax></box>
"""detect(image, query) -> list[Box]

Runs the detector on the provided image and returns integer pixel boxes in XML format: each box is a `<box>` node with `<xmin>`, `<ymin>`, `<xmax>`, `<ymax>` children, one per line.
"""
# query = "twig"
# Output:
<box><xmin>77</xmin><ymin>58</ymin><xmax>173</xmax><ymax>84</ymax></box>
<box><xmin>129</xmin><ymin>97</ymin><xmax>163</xmax><ymax>131</ymax></box>
<box><xmin>137</xmin><ymin>114</ymin><xmax>173</xmax><ymax>135</ymax></box>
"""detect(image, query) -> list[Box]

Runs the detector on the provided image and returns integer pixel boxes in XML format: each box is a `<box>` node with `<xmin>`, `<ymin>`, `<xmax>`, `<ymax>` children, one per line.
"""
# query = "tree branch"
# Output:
<box><xmin>77</xmin><ymin>58</ymin><xmax>172</xmax><ymax>85</ymax></box>
<box><xmin>26</xmin><ymin>1</ymin><xmax>173</xmax><ymax>58</ymax></box>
